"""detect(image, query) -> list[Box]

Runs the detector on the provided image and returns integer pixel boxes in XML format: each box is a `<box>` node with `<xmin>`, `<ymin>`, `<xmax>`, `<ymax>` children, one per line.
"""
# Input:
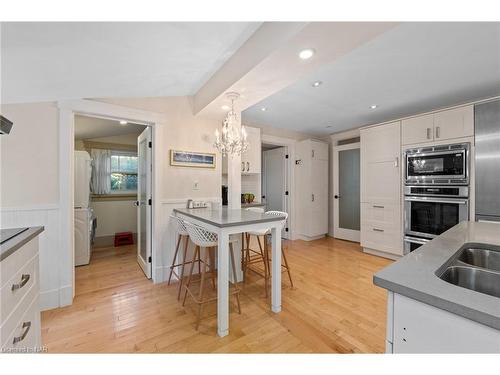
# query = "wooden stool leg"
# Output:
<box><xmin>168</xmin><ymin>234</ymin><xmax>182</xmax><ymax>285</ymax></box>
<box><xmin>256</xmin><ymin>235</ymin><xmax>269</xmax><ymax>298</ymax></box>
<box><xmin>208</xmin><ymin>247</ymin><xmax>216</xmax><ymax>290</ymax></box>
<box><xmin>263</xmin><ymin>236</ymin><xmax>270</xmax><ymax>298</ymax></box>
<box><xmin>241</xmin><ymin>233</ymin><xmax>246</xmax><ymax>272</ymax></box>
<box><xmin>195</xmin><ymin>247</ymin><xmax>209</xmax><ymax>330</ymax></box>
<box><xmin>282</xmin><ymin>247</ymin><xmax>294</xmax><ymax>288</ymax></box>
<box><xmin>177</xmin><ymin>235</ymin><xmax>190</xmax><ymax>300</ymax></box>
<box><xmin>229</xmin><ymin>243</ymin><xmax>241</xmax><ymax>314</ymax></box>
<box><xmin>182</xmin><ymin>245</ymin><xmax>199</xmax><ymax>306</ymax></box>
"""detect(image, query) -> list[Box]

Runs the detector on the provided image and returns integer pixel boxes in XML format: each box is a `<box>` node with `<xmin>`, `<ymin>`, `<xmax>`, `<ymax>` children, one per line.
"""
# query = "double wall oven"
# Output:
<box><xmin>403</xmin><ymin>143</ymin><xmax>470</xmax><ymax>254</ymax></box>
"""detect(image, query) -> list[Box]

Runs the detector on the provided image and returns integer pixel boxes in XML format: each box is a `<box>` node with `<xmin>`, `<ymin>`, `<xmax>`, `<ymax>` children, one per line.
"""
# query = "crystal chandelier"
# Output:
<box><xmin>214</xmin><ymin>92</ymin><xmax>249</xmax><ymax>157</ymax></box>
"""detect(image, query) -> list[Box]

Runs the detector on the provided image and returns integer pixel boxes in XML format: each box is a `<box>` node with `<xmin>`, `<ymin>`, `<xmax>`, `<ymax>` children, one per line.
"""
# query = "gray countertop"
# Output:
<box><xmin>374</xmin><ymin>221</ymin><xmax>500</xmax><ymax>330</ymax></box>
<box><xmin>0</xmin><ymin>226</ymin><xmax>44</xmax><ymax>261</ymax></box>
<box><xmin>174</xmin><ymin>207</ymin><xmax>284</xmax><ymax>228</ymax></box>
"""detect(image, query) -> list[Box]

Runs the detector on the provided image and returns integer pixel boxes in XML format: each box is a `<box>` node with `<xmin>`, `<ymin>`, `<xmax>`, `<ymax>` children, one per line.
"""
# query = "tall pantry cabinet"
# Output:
<box><xmin>360</xmin><ymin>121</ymin><xmax>403</xmax><ymax>257</ymax></box>
<box><xmin>295</xmin><ymin>139</ymin><xmax>329</xmax><ymax>240</ymax></box>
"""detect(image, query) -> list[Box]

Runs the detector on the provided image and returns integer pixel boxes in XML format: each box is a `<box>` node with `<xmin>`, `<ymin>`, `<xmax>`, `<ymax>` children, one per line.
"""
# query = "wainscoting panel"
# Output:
<box><xmin>1</xmin><ymin>205</ymin><xmax>62</xmax><ymax>311</ymax></box>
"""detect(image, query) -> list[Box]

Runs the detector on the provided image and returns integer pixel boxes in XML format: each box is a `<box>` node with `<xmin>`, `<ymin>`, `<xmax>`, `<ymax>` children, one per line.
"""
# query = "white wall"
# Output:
<box><xmin>0</xmin><ymin>96</ymin><xmax>222</xmax><ymax>310</ymax></box>
<box><xmin>1</xmin><ymin>102</ymin><xmax>59</xmax><ymax>207</ymax></box>
<box><xmin>91</xmin><ymin>200</ymin><xmax>137</xmax><ymax>238</ymax></box>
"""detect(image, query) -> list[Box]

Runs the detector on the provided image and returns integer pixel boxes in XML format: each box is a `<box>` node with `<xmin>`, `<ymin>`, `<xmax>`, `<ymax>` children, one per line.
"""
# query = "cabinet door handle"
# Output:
<box><xmin>11</xmin><ymin>274</ymin><xmax>30</xmax><ymax>291</ymax></box>
<box><xmin>311</xmin><ymin>194</ymin><xmax>315</xmax><ymax>202</ymax></box>
<box><xmin>312</xmin><ymin>150</ymin><xmax>315</xmax><ymax>158</ymax></box>
<box><xmin>426</xmin><ymin>127</ymin><xmax>432</xmax><ymax>139</ymax></box>
<box><xmin>241</xmin><ymin>162</ymin><xmax>245</xmax><ymax>172</ymax></box>
<box><xmin>246</xmin><ymin>162</ymin><xmax>249</xmax><ymax>172</ymax></box>
<box><xmin>435</xmin><ymin>126</ymin><xmax>440</xmax><ymax>139</ymax></box>
<box><xmin>12</xmin><ymin>321</ymin><xmax>31</xmax><ymax>344</ymax></box>
<box><xmin>394</xmin><ymin>157</ymin><xmax>399</xmax><ymax>168</ymax></box>
<box><xmin>373</xmin><ymin>228</ymin><xmax>384</xmax><ymax>232</ymax></box>
<box><xmin>373</xmin><ymin>205</ymin><xmax>384</xmax><ymax>209</ymax></box>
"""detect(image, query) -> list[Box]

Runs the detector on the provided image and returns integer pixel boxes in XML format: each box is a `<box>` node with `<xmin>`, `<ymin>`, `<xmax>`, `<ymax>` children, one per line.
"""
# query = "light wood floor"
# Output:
<box><xmin>41</xmin><ymin>237</ymin><xmax>392</xmax><ymax>353</ymax></box>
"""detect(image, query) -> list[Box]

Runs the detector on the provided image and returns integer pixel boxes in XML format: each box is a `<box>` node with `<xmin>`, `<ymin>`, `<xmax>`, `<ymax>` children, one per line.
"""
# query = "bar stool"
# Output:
<box><xmin>167</xmin><ymin>215</ymin><xmax>200</xmax><ymax>300</ymax></box>
<box><xmin>242</xmin><ymin>210</ymin><xmax>293</xmax><ymax>297</ymax></box>
<box><xmin>182</xmin><ymin>222</ymin><xmax>241</xmax><ymax>330</ymax></box>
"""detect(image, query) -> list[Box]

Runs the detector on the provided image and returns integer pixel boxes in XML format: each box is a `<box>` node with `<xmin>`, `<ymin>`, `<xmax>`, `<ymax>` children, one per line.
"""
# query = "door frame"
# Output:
<box><xmin>261</xmin><ymin>134</ymin><xmax>295</xmax><ymax>240</ymax></box>
<box><xmin>333</xmin><ymin>142</ymin><xmax>361</xmax><ymax>242</ymax></box>
<box><xmin>57</xmin><ymin>99</ymin><xmax>163</xmax><ymax>306</ymax></box>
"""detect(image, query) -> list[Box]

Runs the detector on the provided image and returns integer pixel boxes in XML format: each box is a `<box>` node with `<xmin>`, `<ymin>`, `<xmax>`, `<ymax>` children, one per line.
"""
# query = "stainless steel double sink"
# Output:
<box><xmin>437</xmin><ymin>243</ymin><xmax>500</xmax><ymax>299</ymax></box>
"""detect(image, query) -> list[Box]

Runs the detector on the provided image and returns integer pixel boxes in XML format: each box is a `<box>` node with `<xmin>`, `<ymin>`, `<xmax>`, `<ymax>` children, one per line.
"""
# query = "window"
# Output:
<box><xmin>110</xmin><ymin>151</ymin><xmax>138</xmax><ymax>193</ymax></box>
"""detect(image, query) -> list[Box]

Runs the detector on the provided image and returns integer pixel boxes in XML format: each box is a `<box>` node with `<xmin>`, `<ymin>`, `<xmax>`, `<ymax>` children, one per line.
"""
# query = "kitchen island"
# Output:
<box><xmin>173</xmin><ymin>207</ymin><xmax>285</xmax><ymax>337</ymax></box>
<box><xmin>374</xmin><ymin>221</ymin><xmax>500</xmax><ymax>353</ymax></box>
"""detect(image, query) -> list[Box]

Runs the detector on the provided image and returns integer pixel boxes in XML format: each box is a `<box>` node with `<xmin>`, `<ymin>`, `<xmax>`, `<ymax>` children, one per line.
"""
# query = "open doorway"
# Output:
<box><xmin>261</xmin><ymin>142</ymin><xmax>291</xmax><ymax>239</ymax></box>
<box><xmin>73</xmin><ymin>114</ymin><xmax>152</xmax><ymax>281</ymax></box>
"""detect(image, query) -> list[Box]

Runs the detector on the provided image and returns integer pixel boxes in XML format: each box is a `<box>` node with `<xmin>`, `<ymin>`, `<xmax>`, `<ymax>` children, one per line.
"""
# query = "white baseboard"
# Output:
<box><xmin>296</xmin><ymin>234</ymin><xmax>326</xmax><ymax>241</ymax></box>
<box><xmin>363</xmin><ymin>247</ymin><xmax>402</xmax><ymax>261</ymax></box>
<box><xmin>39</xmin><ymin>285</ymin><xmax>73</xmax><ymax>311</ymax></box>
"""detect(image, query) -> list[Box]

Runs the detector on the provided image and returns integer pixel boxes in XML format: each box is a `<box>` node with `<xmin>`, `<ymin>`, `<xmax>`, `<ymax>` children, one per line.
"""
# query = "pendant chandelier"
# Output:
<box><xmin>214</xmin><ymin>92</ymin><xmax>249</xmax><ymax>157</ymax></box>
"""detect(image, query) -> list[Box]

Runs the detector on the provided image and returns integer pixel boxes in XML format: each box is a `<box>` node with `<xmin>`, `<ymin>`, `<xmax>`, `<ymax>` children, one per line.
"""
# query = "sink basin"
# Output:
<box><xmin>440</xmin><ymin>266</ymin><xmax>500</xmax><ymax>298</ymax></box>
<box><xmin>458</xmin><ymin>247</ymin><xmax>500</xmax><ymax>272</ymax></box>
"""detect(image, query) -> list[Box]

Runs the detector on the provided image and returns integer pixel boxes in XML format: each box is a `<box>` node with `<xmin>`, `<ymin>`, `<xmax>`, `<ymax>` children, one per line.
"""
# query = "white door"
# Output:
<box><xmin>333</xmin><ymin>143</ymin><xmax>361</xmax><ymax>242</ymax></box>
<box><xmin>137</xmin><ymin>127</ymin><xmax>152</xmax><ymax>278</ymax></box>
<box><xmin>263</xmin><ymin>147</ymin><xmax>289</xmax><ymax>239</ymax></box>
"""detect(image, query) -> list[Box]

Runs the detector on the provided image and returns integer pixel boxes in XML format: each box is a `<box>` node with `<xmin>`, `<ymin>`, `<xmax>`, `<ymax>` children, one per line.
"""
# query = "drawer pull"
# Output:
<box><xmin>373</xmin><ymin>228</ymin><xmax>385</xmax><ymax>232</ymax></box>
<box><xmin>11</xmin><ymin>274</ymin><xmax>30</xmax><ymax>291</ymax></box>
<box><xmin>372</xmin><ymin>205</ymin><xmax>385</xmax><ymax>209</ymax></box>
<box><xmin>12</xmin><ymin>321</ymin><xmax>31</xmax><ymax>344</ymax></box>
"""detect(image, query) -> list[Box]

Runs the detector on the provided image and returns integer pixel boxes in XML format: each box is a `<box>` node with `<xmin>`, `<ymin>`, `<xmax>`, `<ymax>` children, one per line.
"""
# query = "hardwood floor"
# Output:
<box><xmin>41</xmin><ymin>237</ymin><xmax>392</xmax><ymax>353</ymax></box>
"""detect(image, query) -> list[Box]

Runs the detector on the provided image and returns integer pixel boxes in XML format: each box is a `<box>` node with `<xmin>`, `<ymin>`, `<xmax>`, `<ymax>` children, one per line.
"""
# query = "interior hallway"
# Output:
<box><xmin>41</xmin><ymin>238</ymin><xmax>392</xmax><ymax>353</ymax></box>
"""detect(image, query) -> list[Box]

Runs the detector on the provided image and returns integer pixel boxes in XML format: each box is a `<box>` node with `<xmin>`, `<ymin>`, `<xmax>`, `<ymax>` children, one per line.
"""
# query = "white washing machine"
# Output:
<box><xmin>75</xmin><ymin>208</ymin><xmax>96</xmax><ymax>266</ymax></box>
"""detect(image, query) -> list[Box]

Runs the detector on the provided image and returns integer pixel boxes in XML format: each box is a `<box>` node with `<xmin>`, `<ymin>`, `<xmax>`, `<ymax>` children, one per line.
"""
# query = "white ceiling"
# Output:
<box><xmin>1</xmin><ymin>22</ymin><xmax>261</xmax><ymax>103</ymax></box>
<box><xmin>242</xmin><ymin>22</ymin><xmax>500</xmax><ymax>136</ymax></box>
<box><xmin>74</xmin><ymin>115</ymin><xmax>146</xmax><ymax>140</ymax></box>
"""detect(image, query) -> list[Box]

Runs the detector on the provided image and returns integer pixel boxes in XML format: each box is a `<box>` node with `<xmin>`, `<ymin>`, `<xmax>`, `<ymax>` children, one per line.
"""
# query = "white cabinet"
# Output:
<box><xmin>296</xmin><ymin>139</ymin><xmax>329</xmax><ymax>240</ymax></box>
<box><xmin>222</xmin><ymin>126</ymin><xmax>261</xmax><ymax>175</ymax></box>
<box><xmin>360</xmin><ymin>122</ymin><xmax>402</xmax><ymax>256</ymax></box>
<box><xmin>387</xmin><ymin>293</ymin><xmax>500</xmax><ymax>353</ymax></box>
<box><xmin>402</xmin><ymin>105</ymin><xmax>473</xmax><ymax>145</ymax></box>
<box><xmin>1</xmin><ymin>233</ymin><xmax>42</xmax><ymax>352</ymax></box>
<box><xmin>242</xmin><ymin>126</ymin><xmax>261</xmax><ymax>174</ymax></box>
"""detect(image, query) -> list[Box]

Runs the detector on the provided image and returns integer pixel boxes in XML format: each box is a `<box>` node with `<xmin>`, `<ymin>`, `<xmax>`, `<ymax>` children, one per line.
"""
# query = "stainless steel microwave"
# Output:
<box><xmin>404</xmin><ymin>142</ymin><xmax>469</xmax><ymax>185</ymax></box>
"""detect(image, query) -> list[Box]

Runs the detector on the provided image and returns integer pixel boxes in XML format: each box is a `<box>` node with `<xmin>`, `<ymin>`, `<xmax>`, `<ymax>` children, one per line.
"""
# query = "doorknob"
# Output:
<box><xmin>334</xmin><ymin>195</ymin><xmax>340</xmax><ymax>199</ymax></box>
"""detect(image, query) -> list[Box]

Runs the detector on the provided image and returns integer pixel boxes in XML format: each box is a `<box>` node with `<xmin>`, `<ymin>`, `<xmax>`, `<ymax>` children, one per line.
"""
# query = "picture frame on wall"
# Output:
<box><xmin>170</xmin><ymin>150</ymin><xmax>216</xmax><ymax>168</ymax></box>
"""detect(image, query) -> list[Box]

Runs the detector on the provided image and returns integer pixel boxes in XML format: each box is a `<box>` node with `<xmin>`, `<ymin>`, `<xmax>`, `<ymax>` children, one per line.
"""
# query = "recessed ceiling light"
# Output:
<box><xmin>370</xmin><ymin>105</ymin><xmax>378</xmax><ymax>109</ymax></box>
<box><xmin>261</xmin><ymin>107</ymin><xmax>267</xmax><ymax>112</ymax></box>
<box><xmin>299</xmin><ymin>48</ymin><xmax>315</xmax><ymax>60</ymax></box>
<box><xmin>221</xmin><ymin>105</ymin><xmax>230</xmax><ymax>111</ymax></box>
<box><xmin>119</xmin><ymin>120</ymin><xmax>128</xmax><ymax>125</ymax></box>
<box><xmin>312</xmin><ymin>81</ymin><xmax>322</xmax><ymax>87</ymax></box>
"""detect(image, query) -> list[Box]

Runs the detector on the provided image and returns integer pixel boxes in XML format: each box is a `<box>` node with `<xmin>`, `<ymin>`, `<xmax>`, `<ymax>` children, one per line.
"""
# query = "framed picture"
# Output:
<box><xmin>170</xmin><ymin>150</ymin><xmax>216</xmax><ymax>168</ymax></box>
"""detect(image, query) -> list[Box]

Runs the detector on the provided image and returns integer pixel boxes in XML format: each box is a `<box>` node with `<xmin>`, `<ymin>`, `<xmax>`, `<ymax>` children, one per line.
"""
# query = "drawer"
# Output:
<box><xmin>361</xmin><ymin>220</ymin><xmax>403</xmax><ymax>256</ymax></box>
<box><xmin>361</xmin><ymin>203</ymin><xmax>400</xmax><ymax>225</ymax></box>
<box><xmin>1</xmin><ymin>278</ymin><xmax>39</xmax><ymax>348</ymax></box>
<box><xmin>1</xmin><ymin>237</ymin><xmax>38</xmax><ymax>288</ymax></box>
<box><xmin>0</xmin><ymin>254</ymin><xmax>38</xmax><ymax>322</ymax></box>
<box><xmin>2</xmin><ymin>292</ymin><xmax>41</xmax><ymax>352</ymax></box>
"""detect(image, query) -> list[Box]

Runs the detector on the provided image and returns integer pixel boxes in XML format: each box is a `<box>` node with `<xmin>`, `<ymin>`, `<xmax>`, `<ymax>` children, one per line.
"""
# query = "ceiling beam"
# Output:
<box><xmin>195</xmin><ymin>22</ymin><xmax>399</xmax><ymax>119</ymax></box>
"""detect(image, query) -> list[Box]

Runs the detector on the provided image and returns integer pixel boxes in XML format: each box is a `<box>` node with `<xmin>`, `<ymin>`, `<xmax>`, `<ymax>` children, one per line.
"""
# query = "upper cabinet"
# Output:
<box><xmin>402</xmin><ymin>105</ymin><xmax>473</xmax><ymax>146</ymax></box>
<box><xmin>242</xmin><ymin>126</ymin><xmax>261</xmax><ymax>174</ymax></box>
<box><xmin>222</xmin><ymin>125</ymin><xmax>261</xmax><ymax>174</ymax></box>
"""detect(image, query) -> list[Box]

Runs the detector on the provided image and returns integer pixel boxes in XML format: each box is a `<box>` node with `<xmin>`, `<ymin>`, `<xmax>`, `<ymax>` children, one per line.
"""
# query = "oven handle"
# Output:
<box><xmin>404</xmin><ymin>196</ymin><xmax>469</xmax><ymax>205</ymax></box>
<box><xmin>404</xmin><ymin>236</ymin><xmax>430</xmax><ymax>245</ymax></box>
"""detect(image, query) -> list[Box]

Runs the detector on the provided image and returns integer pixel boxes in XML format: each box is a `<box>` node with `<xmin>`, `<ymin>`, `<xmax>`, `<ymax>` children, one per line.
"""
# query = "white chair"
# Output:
<box><xmin>182</xmin><ymin>221</ymin><xmax>241</xmax><ymax>330</ymax></box>
<box><xmin>167</xmin><ymin>215</ymin><xmax>199</xmax><ymax>300</ymax></box>
<box><xmin>242</xmin><ymin>209</ymin><xmax>293</xmax><ymax>297</ymax></box>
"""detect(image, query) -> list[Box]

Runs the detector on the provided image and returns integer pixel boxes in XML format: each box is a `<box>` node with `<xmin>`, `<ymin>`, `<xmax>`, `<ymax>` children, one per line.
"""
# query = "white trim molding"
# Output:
<box><xmin>57</xmin><ymin>99</ymin><xmax>166</xmax><ymax>307</ymax></box>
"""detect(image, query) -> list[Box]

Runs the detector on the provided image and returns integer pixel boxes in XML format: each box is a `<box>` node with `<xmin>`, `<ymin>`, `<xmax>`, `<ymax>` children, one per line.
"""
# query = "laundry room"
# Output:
<box><xmin>73</xmin><ymin>114</ymin><xmax>148</xmax><ymax>278</ymax></box>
